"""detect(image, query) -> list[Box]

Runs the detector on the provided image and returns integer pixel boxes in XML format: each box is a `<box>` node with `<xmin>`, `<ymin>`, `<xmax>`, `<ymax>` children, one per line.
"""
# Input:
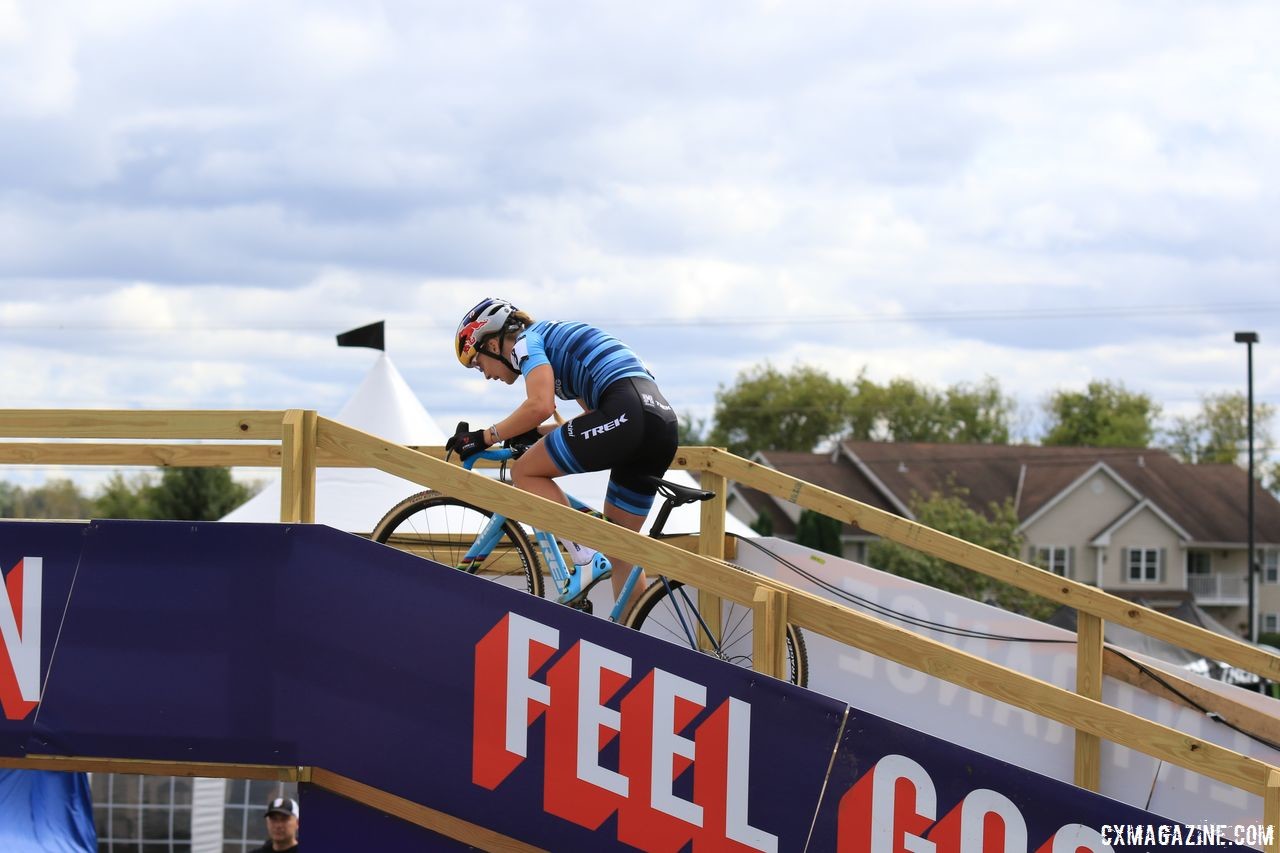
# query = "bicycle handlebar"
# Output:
<box><xmin>460</xmin><ymin>447</ymin><xmax>515</xmax><ymax>470</ymax></box>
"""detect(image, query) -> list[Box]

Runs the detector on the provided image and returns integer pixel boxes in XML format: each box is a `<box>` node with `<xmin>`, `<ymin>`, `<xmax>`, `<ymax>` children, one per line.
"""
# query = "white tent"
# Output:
<box><xmin>222</xmin><ymin>351</ymin><xmax>757</xmax><ymax>539</ymax></box>
<box><xmin>222</xmin><ymin>353</ymin><xmax>447</xmax><ymax>532</ymax></box>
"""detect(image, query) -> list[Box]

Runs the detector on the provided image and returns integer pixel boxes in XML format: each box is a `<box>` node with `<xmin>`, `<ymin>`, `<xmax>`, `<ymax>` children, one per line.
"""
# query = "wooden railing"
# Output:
<box><xmin>3</xmin><ymin>409</ymin><xmax>1279</xmax><ymax>851</ymax></box>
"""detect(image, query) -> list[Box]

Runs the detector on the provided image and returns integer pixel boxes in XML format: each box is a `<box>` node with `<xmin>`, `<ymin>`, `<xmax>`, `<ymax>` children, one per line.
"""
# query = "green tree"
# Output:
<box><xmin>749</xmin><ymin>512</ymin><xmax>774</xmax><ymax>537</ymax></box>
<box><xmin>708</xmin><ymin>363</ymin><xmax>1014</xmax><ymax>456</ymax></box>
<box><xmin>1163</xmin><ymin>391</ymin><xmax>1275</xmax><ymax>465</ymax></box>
<box><xmin>943</xmin><ymin>378</ymin><xmax>1015</xmax><ymax>444</ymax></box>
<box><xmin>676</xmin><ymin>411</ymin><xmax>709</xmax><ymax>446</ymax></box>
<box><xmin>94</xmin><ymin>472</ymin><xmax>156</xmax><ymax>519</ymax></box>
<box><xmin>146</xmin><ymin>467</ymin><xmax>254</xmax><ymax>521</ymax></box>
<box><xmin>864</xmin><ymin>378</ymin><xmax>944</xmax><ymax>442</ymax></box>
<box><xmin>1</xmin><ymin>468</ymin><xmax>258</xmax><ymax>521</ymax></box>
<box><xmin>709</xmin><ymin>364</ymin><xmax>856</xmax><ymax>457</ymax></box>
<box><xmin>1042</xmin><ymin>380</ymin><xmax>1160</xmax><ymax>447</ymax></box>
<box><xmin>0</xmin><ymin>483</ymin><xmax>18</xmax><ymax>517</ymax></box>
<box><xmin>0</xmin><ymin>479</ymin><xmax>96</xmax><ymax>519</ymax></box>
<box><xmin>795</xmin><ymin>509</ymin><xmax>842</xmax><ymax>556</ymax></box>
<box><xmin>867</xmin><ymin>484</ymin><xmax>1051</xmax><ymax>618</ymax></box>
<box><xmin>866</xmin><ymin>377</ymin><xmax>1014</xmax><ymax>443</ymax></box>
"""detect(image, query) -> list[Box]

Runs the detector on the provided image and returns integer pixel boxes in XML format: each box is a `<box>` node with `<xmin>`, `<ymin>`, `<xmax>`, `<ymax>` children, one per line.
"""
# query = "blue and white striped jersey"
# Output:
<box><xmin>513</xmin><ymin>321</ymin><xmax>652</xmax><ymax>410</ymax></box>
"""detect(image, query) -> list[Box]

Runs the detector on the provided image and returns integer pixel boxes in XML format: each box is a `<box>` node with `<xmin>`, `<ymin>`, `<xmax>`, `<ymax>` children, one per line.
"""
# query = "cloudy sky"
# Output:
<box><xmin>2</xmin><ymin>0</ymin><xmax>1277</xmax><ymax>486</ymax></box>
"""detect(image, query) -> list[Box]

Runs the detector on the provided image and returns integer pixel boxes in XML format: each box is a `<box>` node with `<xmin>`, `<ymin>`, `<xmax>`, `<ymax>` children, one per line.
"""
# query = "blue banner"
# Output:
<box><xmin>2</xmin><ymin>520</ymin><xmax>1262</xmax><ymax>852</ymax></box>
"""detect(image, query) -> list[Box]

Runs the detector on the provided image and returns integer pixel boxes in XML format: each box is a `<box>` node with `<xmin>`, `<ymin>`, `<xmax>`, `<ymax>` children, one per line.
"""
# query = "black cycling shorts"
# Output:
<box><xmin>543</xmin><ymin>377</ymin><xmax>679</xmax><ymax>516</ymax></box>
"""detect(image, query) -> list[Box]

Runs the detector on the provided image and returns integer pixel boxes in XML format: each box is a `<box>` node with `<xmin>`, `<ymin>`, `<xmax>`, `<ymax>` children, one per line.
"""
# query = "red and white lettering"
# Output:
<box><xmin>544</xmin><ymin>640</ymin><xmax>630</xmax><ymax>828</ymax></box>
<box><xmin>0</xmin><ymin>557</ymin><xmax>41</xmax><ymax>722</ymax></box>
<box><xmin>473</xmin><ymin>613</ymin><xmax>558</xmax><ymax>789</ymax></box>
<box><xmin>651</xmin><ymin>669</ymin><xmax>706</xmax><ymax>826</ymax></box>
<box><xmin>931</xmin><ymin>788</ymin><xmax>1027</xmax><ymax>853</ymax></box>
<box><xmin>838</xmin><ymin>753</ymin><xmax>937</xmax><ymax>853</ymax></box>
<box><xmin>618</xmin><ymin>669</ymin><xmax>707</xmax><ymax>851</ymax></box>
<box><xmin>694</xmin><ymin>697</ymin><xmax>778</xmax><ymax>853</ymax></box>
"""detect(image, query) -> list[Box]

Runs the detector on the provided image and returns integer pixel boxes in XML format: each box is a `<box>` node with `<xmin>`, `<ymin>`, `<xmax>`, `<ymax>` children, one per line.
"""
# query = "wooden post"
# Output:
<box><xmin>1075</xmin><ymin>611</ymin><xmax>1104</xmax><ymax>791</ymax></box>
<box><xmin>300</xmin><ymin>409</ymin><xmax>318</xmax><ymax>523</ymax></box>
<box><xmin>280</xmin><ymin>409</ymin><xmax>304</xmax><ymax>523</ymax></box>
<box><xmin>698</xmin><ymin>469</ymin><xmax>727</xmax><ymax>652</ymax></box>
<box><xmin>1266</xmin><ymin>769</ymin><xmax>1279</xmax><ymax>853</ymax></box>
<box><xmin>752</xmin><ymin>586</ymin><xmax>787</xmax><ymax>679</ymax></box>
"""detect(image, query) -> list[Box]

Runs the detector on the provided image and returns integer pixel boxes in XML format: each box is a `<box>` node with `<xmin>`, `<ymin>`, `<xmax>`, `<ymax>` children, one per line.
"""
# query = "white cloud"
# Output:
<box><xmin>0</xmin><ymin>0</ymin><xmax>1277</xmax><ymax>491</ymax></box>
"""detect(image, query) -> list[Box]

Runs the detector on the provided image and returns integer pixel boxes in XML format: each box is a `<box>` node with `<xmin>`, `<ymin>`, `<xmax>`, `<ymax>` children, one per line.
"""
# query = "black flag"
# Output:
<box><xmin>337</xmin><ymin>321</ymin><xmax>385</xmax><ymax>352</ymax></box>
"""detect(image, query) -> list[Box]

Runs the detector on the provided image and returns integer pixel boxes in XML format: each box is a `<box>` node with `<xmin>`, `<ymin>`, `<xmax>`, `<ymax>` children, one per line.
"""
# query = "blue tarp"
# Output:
<box><xmin>0</xmin><ymin>770</ymin><xmax>96</xmax><ymax>852</ymax></box>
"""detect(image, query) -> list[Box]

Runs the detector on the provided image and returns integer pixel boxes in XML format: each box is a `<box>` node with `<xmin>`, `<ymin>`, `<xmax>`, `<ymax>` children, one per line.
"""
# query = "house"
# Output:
<box><xmin>729</xmin><ymin>442</ymin><xmax>1280</xmax><ymax>638</ymax></box>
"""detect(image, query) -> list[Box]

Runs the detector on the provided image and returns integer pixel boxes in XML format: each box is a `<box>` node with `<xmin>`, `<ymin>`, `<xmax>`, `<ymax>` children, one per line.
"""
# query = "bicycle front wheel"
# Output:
<box><xmin>624</xmin><ymin>577</ymin><xmax>808</xmax><ymax>686</ymax></box>
<box><xmin>371</xmin><ymin>491</ymin><xmax>545</xmax><ymax>598</ymax></box>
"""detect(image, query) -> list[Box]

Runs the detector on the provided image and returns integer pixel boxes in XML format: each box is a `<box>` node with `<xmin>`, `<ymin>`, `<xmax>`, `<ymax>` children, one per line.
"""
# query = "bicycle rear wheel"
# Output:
<box><xmin>624</xmin><ymin>577</ymin><xmax>808</xmax><ymax>686</ymax></box>
<box><xmin>371</xmin><ymin>491</ymin><xmax>545</xmax><ymax>598</ymax></box>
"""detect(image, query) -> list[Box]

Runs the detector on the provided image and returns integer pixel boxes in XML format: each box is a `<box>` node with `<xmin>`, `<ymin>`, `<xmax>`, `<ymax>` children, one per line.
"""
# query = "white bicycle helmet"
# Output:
<box><xmin>455</xmin><ymin>297</ymin><xmax>519</xmax><ymax>369</ymax></box>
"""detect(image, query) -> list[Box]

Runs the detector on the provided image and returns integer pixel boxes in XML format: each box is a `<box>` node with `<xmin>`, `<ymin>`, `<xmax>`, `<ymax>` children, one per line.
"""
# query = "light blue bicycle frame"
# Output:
<box><xmin>457</xmin><ymin>448</ymin><xmax>709</xmax><ymax>640</ymax></box>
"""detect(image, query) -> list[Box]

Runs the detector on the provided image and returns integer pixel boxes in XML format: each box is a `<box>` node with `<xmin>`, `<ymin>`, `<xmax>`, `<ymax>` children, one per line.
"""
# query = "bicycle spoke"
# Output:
<box><xmin>372</xmin><ymin>492</ymin><xmax>544</xmax><ymax>598</ymax></box>
<box><xmin>627</xmin><ymin>577</ymin><xmax>807</xmax><ymax>686</ymax></box>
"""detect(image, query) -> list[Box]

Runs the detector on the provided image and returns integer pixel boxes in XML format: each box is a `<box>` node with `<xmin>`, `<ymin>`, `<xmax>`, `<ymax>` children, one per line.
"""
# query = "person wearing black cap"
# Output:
<box><xmin>258</xmin><ymin>796</ymin><xmax>300</xmax><ymax>851</ymax></box>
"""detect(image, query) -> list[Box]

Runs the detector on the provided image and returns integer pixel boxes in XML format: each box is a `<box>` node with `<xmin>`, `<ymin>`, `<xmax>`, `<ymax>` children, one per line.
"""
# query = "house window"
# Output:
<box><xmin>1261</xmin><ymin>613</ymin><xmax>1280</xmax><ymax>635</ymax></box>
<box><xmin>1127</xmin><ymin>548</ymin><xmax>1161</xmax><ymax>583</ymax></box>
<box><xmin>1187</xmin><ymin>552</ymin><xmax>1211</xmax><ymax>576</ymax></box>
<box><xmin>1033</xmin><ymin>546</ymin><xmax>1069</xmax><ymax>576</ymax></box>
<box><xmin>1261</xmin><ymin>548</ymin><xmax>1279</xmax><ymax>584</ymax></box>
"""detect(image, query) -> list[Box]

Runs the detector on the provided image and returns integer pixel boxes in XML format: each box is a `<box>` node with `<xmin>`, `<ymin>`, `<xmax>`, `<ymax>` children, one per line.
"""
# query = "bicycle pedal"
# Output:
<box><xmin>574</xmin><ymin>599</ymin><xmax>594</xmax><ymax>615</ymax></box>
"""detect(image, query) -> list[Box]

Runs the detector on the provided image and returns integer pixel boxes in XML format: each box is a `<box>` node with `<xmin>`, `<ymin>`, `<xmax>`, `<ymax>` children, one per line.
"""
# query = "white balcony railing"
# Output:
<box><xmin>1188</xmin><ymin>573</ymin><xmax>1249</xmax><ymax>603</ymax></box>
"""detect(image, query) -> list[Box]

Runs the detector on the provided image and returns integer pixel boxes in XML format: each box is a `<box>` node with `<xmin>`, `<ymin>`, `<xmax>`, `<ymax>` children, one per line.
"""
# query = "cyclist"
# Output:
<box><xmin>448</xmin><ymin>297</ymin><xmax>679</xmax><ymax>611</ymax></box>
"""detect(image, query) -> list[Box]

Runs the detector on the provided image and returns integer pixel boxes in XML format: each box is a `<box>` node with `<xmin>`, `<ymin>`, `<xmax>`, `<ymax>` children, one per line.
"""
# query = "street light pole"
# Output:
<box><xmin>1235</xmin><ymin>331</ymin><xmax>1259</xmax><ymax>642</ymax></box>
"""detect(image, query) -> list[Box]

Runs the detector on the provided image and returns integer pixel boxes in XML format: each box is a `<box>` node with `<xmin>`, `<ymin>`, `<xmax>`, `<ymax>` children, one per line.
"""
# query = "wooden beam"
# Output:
<box><xmin>700</xmin><ymin>448</ymin><xmax>1280</xmax><ymax>683</ymax></box>
<box><xmin>1103</xmin><ymin>648</ymin><xmax>1280</xmax><ymax>748</ymax></box>
<box><xmin>316</xmin><ymin>416</ymin><xmax>1279</xmax><ymax>797</ymax></box>
<box><xmin>752</xmin><ymin>586</ymin><xmax>787</xmax><ymax>679</ymax></box>
<box><xmin>0</xmin><ymin>442</ymin><xmax>507</xmax><ymax>469</ymax></box>
<box><xmin>0</xmin><ymin>443</ymin><xmax>285</xmax><ymax>467</ymax></box>
<box><xmin>1265</xmin><ymin>770</ymin><xmax>1279</xmax><ymax>853</ymax></box>
<box><xmin>0</xmin><ymin>754</ymin><xmax>300</xmax><ymax>781</ymax></box>
<box><xmin>1074</xmin><ymin>612</ymin><xmax>1104</xmax><ymax>791</ymax></box>
<box><xmin>783</xmin><ymin>584</ymin><xmax>1276</xmax><ymax>796</ymax></box>
<box><xmin>0</xmin><ymin>409</ymin><xmax>287</xmax><ymax>440</ymax></box>
<box><xmin>698</xmin><ymin>469</ymin><xmax>727</xmax><ymax>652</ymax></box>
<box><xmin>300</xmin><ymin>409</ymin><xmax>318</xmax><ymax>523</ymax></box>
<box><xmin>674</xmin><ymin>446</ymin><xmax>717</xmax><ymax>471</ymax></box>
<box><xmin>309</xmin><ymin>767</ymin><xmax>547</xmax><ymax>853</ymax></box>
<box><xmin>3</xmin><ymin>756</ymin><xmax>544</xmax><ymax>851</ymax></box>
<box><xmin>317</xmin><ymin>418</ymin><xmax>766</xmax><ymax>607</ymax></box>
<box><xmin>281</xmin><ymin>410</ymin><xmax>304</xmax><ymax>523</ymax></box>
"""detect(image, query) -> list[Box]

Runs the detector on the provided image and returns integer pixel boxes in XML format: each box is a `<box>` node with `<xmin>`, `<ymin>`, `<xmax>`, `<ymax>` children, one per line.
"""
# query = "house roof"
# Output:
<box><xmin>744</xmin><ymin>441</ymin><xmax>1280</xmax><ymax>545</ymax></box>
<box><xmin>738</xmin><ymin>450</ymin><xmax>898</xmax><ymax>537</ymax></box>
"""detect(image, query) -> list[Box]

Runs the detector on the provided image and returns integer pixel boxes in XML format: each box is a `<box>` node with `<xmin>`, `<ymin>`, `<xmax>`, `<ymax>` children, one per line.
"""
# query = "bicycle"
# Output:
<box><xmin>371</xmin><ymin>438</ymin><xmax>808</xmax><ymax>686</ymax></box>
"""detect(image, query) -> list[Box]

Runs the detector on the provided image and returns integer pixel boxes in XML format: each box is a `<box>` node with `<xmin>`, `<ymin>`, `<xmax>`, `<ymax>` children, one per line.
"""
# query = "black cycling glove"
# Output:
<box><xmin>445</xmin><ymin>422</ymin><xmax>489</xmax><ymax>461</ymax></box>
<box><xmin>505</xmin><ymin>427</ymin><xmax>544</xmax><ymax>448</ymax></box>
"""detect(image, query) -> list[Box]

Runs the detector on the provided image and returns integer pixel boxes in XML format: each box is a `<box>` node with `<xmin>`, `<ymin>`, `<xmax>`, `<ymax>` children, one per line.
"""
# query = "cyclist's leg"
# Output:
<box><xmin>509</xmin><ymin>440</ymin><xmax>570</xmax><ymax>506</ymax></box>
<box><xmin>512</xmin><ymin>406</ymin><xmax>635</xmax><ymax>603</ymax></box>
<box><xmin>602</xmin><ymin>496</ymin><xmax>648</xmax><ymax>610</ymax></box>
<box><xmin>602</xmin><ymin>382</ymin><xmax>679</xmax><ymax>610</ymax></box>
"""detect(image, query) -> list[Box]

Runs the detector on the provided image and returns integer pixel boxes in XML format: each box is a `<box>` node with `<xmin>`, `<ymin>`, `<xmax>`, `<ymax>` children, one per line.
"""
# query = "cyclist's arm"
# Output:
<box><xmin>493</xmin><ymin>363</ymin><xmax>557</xmax><ymax>441</ymax></box>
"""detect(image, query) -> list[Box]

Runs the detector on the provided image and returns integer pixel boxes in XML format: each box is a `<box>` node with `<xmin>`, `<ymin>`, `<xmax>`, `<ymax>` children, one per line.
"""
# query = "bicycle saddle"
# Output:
<box><xmin>643</xmin><ymin>476</ymin><xmax>715</xmax><ymax>506</ymax></box>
